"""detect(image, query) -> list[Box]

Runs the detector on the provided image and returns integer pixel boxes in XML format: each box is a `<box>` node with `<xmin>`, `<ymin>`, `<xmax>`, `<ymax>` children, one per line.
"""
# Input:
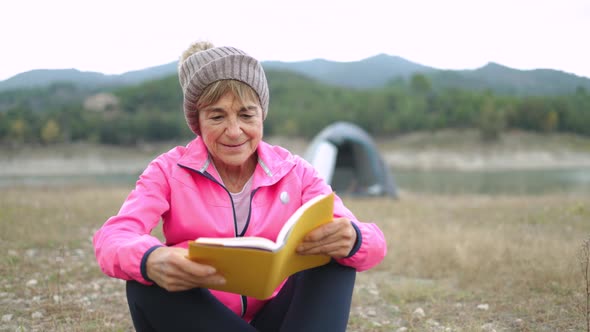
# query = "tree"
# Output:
<box><xmin>9</xmin><ymin>118</ymin><xmax>27</xmax><ymax>143</ymax></box>
<box><xmin>0</xmin><ymin>113</ymin><xmax>7</xmax><ymax>140</ymax></box>
<box><xmin>41</xmin><ymin>119</ymin><xmax>61</xmax><ymax>144</ymax></box>
<box><xmin>410</xmin><ymin>74</ymin><xmax>432</xmax><ymax>95</ymax></box>
<box><xmin>542</xmin><ymin>110</ymin><xmax>559</xmax><ymax>133</ymax></box>
<box><xmin>478</xmin><ymin>98</ymin><xmax>505</xmax><ymax>141</ymax></box>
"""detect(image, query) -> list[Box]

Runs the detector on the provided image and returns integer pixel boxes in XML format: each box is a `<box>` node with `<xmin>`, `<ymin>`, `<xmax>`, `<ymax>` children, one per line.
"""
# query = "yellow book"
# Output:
<box><xmin>187</xmin><ymin>192</ymin><xmax>334</xmax><ymax>299</ymax></box>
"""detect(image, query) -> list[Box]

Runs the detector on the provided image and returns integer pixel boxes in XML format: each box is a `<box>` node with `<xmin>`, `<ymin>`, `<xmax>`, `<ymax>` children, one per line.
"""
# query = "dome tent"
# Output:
<box><xmin>303</xmin><ymin>122</ymin><xmax>397</xmax><ymax>197</ymax></box>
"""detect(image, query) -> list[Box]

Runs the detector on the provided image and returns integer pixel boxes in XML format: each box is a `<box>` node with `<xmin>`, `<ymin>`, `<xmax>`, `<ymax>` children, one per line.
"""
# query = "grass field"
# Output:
<box><xmin>1</xmin><ymin>186</ymin><xmax>589</xmax><ymax>331</ymax></box>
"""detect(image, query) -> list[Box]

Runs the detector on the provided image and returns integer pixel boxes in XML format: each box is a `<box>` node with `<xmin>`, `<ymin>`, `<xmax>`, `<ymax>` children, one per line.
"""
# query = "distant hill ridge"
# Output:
<box><xmin>0</xmin><ymin>63</ymin><xmax>177</xmax><ymax>91</ymax></box>
<box><xmin>429</xmin><ymin>62</ymin><xmax>590</xmax><ymax>95</ymax></box>
<box><xmin>1</xmin><ymin>55</ymin><xmax>589</xmax><ymax>95</ymax></box>
<box><xmin>263</xmin><ymin>54</ymin><xmax>436</xmax><ymax>89</ymax></box>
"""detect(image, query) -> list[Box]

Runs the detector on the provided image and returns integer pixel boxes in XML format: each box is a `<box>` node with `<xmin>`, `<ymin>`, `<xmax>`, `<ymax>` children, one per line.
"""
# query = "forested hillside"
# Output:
<box><xmin>0</xmin><ymin>70</ymin><xmax>589</xmax><ymax>145</ymax></box>
<box><xmin>263</xmin><ymin>54</ymin><xmax>436</xmax><ymax>89</ymax></box>
<box><xmin>3</xmin><ymin>54</ymin><xmax>590</xmax><ymax>96</ymax></box>
<box><xmin>427</xmin><ymin>62</ymin><xmax>590</xmax><ymax>95</ymax></box>
<box><xmin>0</xmin><ymin>63</ymin><xmax>178</xmax><ymax>92</ymax></box>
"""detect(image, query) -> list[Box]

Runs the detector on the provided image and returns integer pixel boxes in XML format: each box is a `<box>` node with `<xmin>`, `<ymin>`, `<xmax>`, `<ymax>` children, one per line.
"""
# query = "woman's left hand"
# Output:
<box><xmin>296</xmin><ymin>218</ymin><xmax>357</xmax><ymax>259</ymax></box>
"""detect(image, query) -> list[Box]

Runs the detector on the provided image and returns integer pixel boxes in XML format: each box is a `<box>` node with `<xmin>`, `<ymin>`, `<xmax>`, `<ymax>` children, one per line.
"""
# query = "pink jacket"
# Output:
<box><xmin>93</xmin><ymin>137</ymin><xmax>387</xmax><ymax>321</ymax></box>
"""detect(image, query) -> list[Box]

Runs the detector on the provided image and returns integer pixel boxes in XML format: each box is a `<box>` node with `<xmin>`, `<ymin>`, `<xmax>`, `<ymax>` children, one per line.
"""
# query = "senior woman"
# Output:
<box><xmin>93</xmin><ymin>41</ymin><xmax>387</xmax><ymax>332</ymax></box>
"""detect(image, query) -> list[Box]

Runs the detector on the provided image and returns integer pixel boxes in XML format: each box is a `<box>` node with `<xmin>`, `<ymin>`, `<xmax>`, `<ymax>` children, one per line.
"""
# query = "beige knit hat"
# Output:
<box><xmin>178</xmin><ymin>45</ymin><xmax>269</xmax><ymax>136</ymax></box>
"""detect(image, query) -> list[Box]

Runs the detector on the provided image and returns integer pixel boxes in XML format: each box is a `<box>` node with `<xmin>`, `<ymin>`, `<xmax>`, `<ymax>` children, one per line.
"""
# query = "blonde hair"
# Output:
<box><xmin>197</xmin><ymin>80</ymin><xmax>261</xmax><ymax>112</ymax></box>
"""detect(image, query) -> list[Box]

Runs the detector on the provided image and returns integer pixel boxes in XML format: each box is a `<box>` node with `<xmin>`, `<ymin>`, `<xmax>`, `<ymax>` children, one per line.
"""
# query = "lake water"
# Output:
<box><xmin>1</xmin><ymin>168</ymin><xmax>589</xmax><ymax>195</ymax></box>
<box><xmin>393</xmin><ymin>167</ymin><xmax>590</xmax><ymax>195</ymax></box>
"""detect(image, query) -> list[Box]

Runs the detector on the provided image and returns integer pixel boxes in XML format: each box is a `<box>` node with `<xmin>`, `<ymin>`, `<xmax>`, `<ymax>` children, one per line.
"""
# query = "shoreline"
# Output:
<box><xmin>2</xmin><ymin>148</ymin><xmax>590</xmax><ymax>176</ymax></box>
<box><xmin>2</xmin><ymin>131</ymin><xmax>590</xmax><ymax>176</ymax></box>
<box><xmin>382</xmin><ymin>149</ymin><xmax>590</xmax><ymax>171</ymax></box>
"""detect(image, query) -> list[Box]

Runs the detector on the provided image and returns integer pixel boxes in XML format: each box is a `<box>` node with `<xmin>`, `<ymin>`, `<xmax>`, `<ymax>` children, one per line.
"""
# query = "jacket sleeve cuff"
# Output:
<box><xmin>140</xmin><ymin>245</ymin><xmax>164</xmax><ymax>283</ymax></box>
<box><xmin>345</xmin><ymin>222</ymin><xmax>362</xmax><ymax>258</ymax></box>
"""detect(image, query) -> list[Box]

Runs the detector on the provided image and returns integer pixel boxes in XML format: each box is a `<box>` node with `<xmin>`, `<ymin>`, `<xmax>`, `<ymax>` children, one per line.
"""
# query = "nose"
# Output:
<box><xmin>225</xmin><ymin>118</ymin><xmax>242</xmax><ymax>138</ymax></box>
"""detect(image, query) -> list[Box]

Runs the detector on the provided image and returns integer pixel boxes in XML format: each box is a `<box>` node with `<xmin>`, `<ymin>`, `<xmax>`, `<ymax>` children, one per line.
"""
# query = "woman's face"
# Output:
<box><xmin>198</xmin><ymin>92</ymin><xmax>263</xmax><ymax>169</ymax></box>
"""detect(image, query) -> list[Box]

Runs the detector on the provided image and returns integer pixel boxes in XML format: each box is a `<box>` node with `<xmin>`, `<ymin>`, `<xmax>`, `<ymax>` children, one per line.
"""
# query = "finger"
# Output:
<box><xmin>172</xmin><ymin>260</ymin><xmax>226</xmax><ymax>286</ymax></box>
<box><xmin>176</xmin><ymin>263</ymin><xmax>226</xmax><ymax>284</ymax></box>
<box><xmin>298</xmin><ymin>224</ymin><xmax>356</xmax><ymax>258</ymax></box>
<box><xmin>181</xmin><ymin>259</ymin><xmax>218</xmax><ymax>278</ymax></box>
<box><xmin>304</xmin><ymin>224</ymin><xmax>335</xmax><ymax>242</ymax></box>
<box><xmin>304</xmin><ymin>220</ymin><xmax>347</xmax><ymax>242</ymax></box>
<box><xmin>158</xmin><ymin>269</ymin><xmax>226</xmax><ymax>292</ymax></box>
<box><xmin>147</xmin><ymin>247</ymin><xmax>224</xmax><ymax>290</ymax></box>
<box><xmin>161</xmin><ymin>248</ymin><xmax>218</xmax><ymax>278</ymax></box>
<box><xmin>297</xmin><ymin>240</ymin><xmax>351</xmax><ymax>258</ymax></box>
<box><xmin>298</xmin><ymin>229</ymin><xmax>354</xmax><ymax>251</ymax></box>
<box><xmin>299</xmin><ymin>232</ymin><xmax>344</xmax><ymax>251</ymax></box>
<box><xmin>198</xmin><ymin>274</ymin><xmax>227</xmax><ymax>287</ymax></box>
<box><xmin>301</xmin><ymin>222</ymin><xmax>355</xmax><ymax>249</ymax></box>
<box><xmin>298</xmin><ymin>232</ymin><xmax>350</xmax><ymax>252</ymax></box>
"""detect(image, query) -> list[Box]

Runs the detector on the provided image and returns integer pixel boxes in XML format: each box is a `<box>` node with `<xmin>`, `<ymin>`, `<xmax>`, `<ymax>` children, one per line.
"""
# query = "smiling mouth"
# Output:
<box><xmin>224</xmin><ymin>142</ymin><xmax>244</xmax><ymax>148</ymax></box>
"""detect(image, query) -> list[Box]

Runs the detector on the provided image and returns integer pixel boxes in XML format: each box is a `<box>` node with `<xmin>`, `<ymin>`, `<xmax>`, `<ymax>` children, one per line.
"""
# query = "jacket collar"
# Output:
<box><xmin>177</xmin><ymin>137</ymin><xmax>210</xmax><ymax>172</ymax></box>
<box><xmin>177</xmin><ymin>137</ymin><xmax>296</xmax><ymax>187</ymax></box>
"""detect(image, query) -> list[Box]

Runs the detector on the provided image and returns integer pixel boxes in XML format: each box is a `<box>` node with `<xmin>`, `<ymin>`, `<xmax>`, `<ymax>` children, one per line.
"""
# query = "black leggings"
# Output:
<box><xmin>126</xmin><ymin>260</ymin><xmax>356</xmax><ymax>332</ymax></box>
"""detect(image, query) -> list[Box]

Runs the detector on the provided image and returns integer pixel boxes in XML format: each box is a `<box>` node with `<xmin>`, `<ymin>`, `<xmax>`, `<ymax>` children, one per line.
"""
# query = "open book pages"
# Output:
<box><xmin>194</xmin><ymin>193</ymin><xmax>332</xmax><ymax>252</ymax></box>
<box><xmin>193</xmin><ymin>236</ymin><xmax>278</xmax><ymax>251</ymax></box>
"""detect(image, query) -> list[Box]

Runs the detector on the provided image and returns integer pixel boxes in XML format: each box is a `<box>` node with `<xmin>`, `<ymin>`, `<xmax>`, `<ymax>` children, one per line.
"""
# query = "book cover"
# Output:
<box><xmin>187</xmin><ymin>192</ymin><xmax>334</xmax><ymax>299</ymax></box>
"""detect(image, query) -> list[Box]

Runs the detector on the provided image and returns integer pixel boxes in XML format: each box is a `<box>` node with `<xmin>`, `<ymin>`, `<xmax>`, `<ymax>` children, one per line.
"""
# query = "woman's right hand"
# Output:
<box><xmin>145</xmin><ymin>247</ymin><xmax>226</xmax><ymax>292</ymax></box>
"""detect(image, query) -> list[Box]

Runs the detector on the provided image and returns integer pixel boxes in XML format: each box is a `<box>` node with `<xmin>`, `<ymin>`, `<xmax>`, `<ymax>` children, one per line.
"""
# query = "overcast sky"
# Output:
<box><xmin>1</xmin><ymin>0</ymin><xmax>589</xmax><ymax>81</ymax></box>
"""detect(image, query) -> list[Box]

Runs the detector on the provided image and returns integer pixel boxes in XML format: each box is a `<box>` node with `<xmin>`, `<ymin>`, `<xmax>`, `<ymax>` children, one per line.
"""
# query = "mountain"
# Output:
<box><xmin>0</xmin><ymin>55</ymin><xmax>428</xmax><ymax>92</ymax></box>
<box><xmin>263</xmin><ymin>54</ymin><xmax>435</xmax><ymax>89</ymax></box>
<box><xmin>427</xmin><ymin>62</ymin><xmax>590</xmax><ymax>95</ymax></box>
<box><xmin>116</xmin><ymin>62</ymin><xmax>177</xmax><ymax>84</ymax></box>
<box><xmin>2</xmin><ymin>56</ymin><xmax>590</xmax><ymax>96</ymax></box>
<box><xmin>0</xmin><ymin>69</ymin><xmax>112</xmax><ymax>91</ymax></box>
<box><xmin>0</xmin><ymin>62</ymin><xmax>178</xmax><ymax>92</ymax></box>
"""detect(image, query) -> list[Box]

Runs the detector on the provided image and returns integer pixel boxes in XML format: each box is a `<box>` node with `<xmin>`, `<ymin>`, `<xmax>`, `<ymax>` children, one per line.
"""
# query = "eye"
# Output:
<box><xmin>240</xmin><ymin>108</ymin><xmax>258</xmax><ymax>119</ymax></box>
<box><xmin>210</xmin><ymin>115</ymin><xmax>224</xmax><ymax>121</ymax></box>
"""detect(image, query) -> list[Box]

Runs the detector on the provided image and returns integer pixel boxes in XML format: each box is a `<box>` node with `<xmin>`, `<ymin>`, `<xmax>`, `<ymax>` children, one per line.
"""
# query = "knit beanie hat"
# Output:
<box><xmin>178</xmin><ymin>45</ymin><xmax>269</xmax><ymax>136</ymax></box>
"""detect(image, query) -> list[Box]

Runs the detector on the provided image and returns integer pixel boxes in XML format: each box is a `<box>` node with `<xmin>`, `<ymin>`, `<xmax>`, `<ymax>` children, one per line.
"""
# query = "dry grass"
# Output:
<box><xmin>346</xmin><ymin>192</ymin><xmax>590</xmax><ymax>331</ymax></box>
<box><xmin>1</xmin><ymin>186</ymin><xmax>589</xmax><ymax>331</ymax></box>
